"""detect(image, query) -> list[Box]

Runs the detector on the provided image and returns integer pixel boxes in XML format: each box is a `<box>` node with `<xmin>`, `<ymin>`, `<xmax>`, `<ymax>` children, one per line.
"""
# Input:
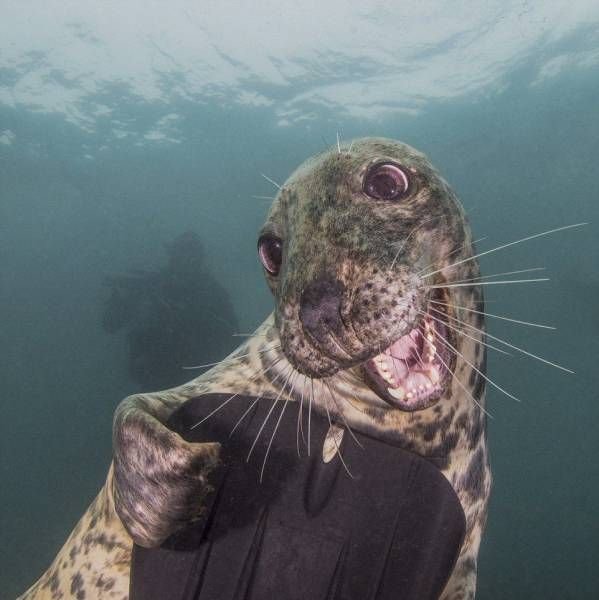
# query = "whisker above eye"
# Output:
<box><xmin>260</xmin><ymin>173</ymin><xmax>282</xmax><ymax>190</ymax></box>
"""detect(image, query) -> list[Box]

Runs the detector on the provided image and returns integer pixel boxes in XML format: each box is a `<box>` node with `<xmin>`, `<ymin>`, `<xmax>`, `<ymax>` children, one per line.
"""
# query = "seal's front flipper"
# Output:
<box><xmin>130</xmin><ymin>393</ymin><xmax>465</xmax><ymax>600</ymax></box>
<box><xmin>112</xmin><ymin>392</ymin><xmax>222</xmax><ymax>548</ymax></box>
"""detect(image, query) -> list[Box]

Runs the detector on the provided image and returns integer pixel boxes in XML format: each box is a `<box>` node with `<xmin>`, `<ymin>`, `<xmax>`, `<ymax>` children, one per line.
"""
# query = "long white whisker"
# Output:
<box><xmin>228</xmin><ymin>360</ymin><xmax>286</xmax><ymax>436</ymax></box>
<box><xmin>426</xmin><ymin>278</ymin><xmax>550</xmax><ymax>290</ymax></box>
<box><xmin>251</xmin><ymin>195</ymin><xmax>277</xmax><ymax>201</ymax></box>
<box><xmin>192</xmin><ymin>391</ymin><xmax>242</xmax><ymax>430</ymax></box>
<box><xmin>324</xmin><ymin>379</ymin><xmax>363</xmax><ymax>449</ymax></box>
<box><xmin>418</xmin><ymin>309</ymin><xmax>511</xmax><ymax>356</ymax></box>
<box><xmin>429</xmin><ymin>299</ymin><xmax>555</xmax><ymax>330</ymax></box>
<box><xmin>336</xmin><ymin>131</ymin><xmax>341</xmax><ymax>154</ymax></box>
<box><xmin>182</xmin><ymin>343</ymin><xmax>280</xmax><ymax>370</ymax></box>
<box><xmin>229</xmin><ymin>395</ymin><xmax>261</xmax><ymax>437</ymax></box>
<box><xmin>432</xmin><ymin>322</ymin><xmax>520</xmax><ymax>403</ymax></box>
<box><xmin>438</xmin><ymin>267</ymin><xmax>547</xmax><ymax>286</ymax></box>
<box><xmin>417</xmin><ymin>236</ymin><xmax>488</xmax><ymax>276</ymax></box>
<box><xmin>191</xmin><ymin>356</ymin><xmax>283</xmax><ymax>429</ymax></box>
<box><xmin>429</xmin><ymin>306</ymin><xmax>574</xmax><ymax>373</ymax></box>
<box><xmin>334</xmin><ymin>376</ymin><xmax>369</xmax><ymax>415</ymax></box>
<box><xmin>435</xmin><ymin>347</ymin><xmax>493</xmax><ymax>419</ymax></box>
<box><xmin>231</xmin><ymin>393</ymin><xmax>276</xmax><ymax>438</ymax></box>
<box><xmin>247</xmin><ymin>366</ymin><xmax>294</xmax><ymax>462</ymax></box>
<box><xmin>296</xmin><ymin>374</ymin><xmax>306</xmax><ymax>457</ymax></box>
<box><xmin>260</xmin><ymin>372</ymin><xmax>298</xmax><ymax>482</ymax></box>
<box><xmin>420</xmin><ymin>222</ymin><xmax>588</xmax><ymax>279</ymax></box>
<box><xmin>182</xmin><ymin>360</ymin><xmax>222</xmax><ymax>370</ymax></box>
<box><xmin>308</xmin><ymin>378</ymin><xmax>314</xmax><ymax>457</ymax></box>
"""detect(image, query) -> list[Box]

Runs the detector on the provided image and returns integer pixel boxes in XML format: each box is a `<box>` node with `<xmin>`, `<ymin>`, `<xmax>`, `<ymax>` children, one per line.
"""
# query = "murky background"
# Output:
<box><xmin>1</xmin><ymin>3</ymin><xmax>598</xmax><ymax>598</ymax></box>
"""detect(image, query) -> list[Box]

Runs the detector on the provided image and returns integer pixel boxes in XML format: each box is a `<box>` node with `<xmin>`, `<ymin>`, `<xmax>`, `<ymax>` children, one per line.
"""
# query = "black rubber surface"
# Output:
<box><xmin>130</xmin><ymin>393</ymin><xmax>465</xmax><ymax>600</ymax></box>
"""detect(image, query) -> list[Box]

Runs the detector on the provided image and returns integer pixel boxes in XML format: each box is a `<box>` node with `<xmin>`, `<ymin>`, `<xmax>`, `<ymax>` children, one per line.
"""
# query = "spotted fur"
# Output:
<box><xmin>19</xmin><ymin>138</ymin><xmax>490</xmax><ymax>599</ymax></box>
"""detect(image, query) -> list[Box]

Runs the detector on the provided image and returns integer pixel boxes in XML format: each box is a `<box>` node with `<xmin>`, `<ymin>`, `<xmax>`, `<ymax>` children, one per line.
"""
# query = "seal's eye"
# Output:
<box><xmin>258</xmin><ymin>234</ymin><xmax>283</xmax><ymax>276</ymax></box>
<box><xmin>363</xmin><ymin>162</ymin><xmax>410</xmax><ymax>201</ymax></box>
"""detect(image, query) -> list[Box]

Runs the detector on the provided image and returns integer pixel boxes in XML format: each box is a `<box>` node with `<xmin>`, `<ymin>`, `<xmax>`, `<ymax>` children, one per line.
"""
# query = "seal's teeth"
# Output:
<box><xmin>372</xmin><ymin>357</ymin><xmax>394</xmax><ymax>385</ymax></box>
<box><xmin>375</xmin><ymin>356</ymin><xmax>386</xmax><ymax>367</ymax></box>
<box><xmin>426</xmin><ymin>367</ymin><xmax>440</xmax><ymax>385</ymax></box>
<box><xmin>423</xmin><ymin>352</ymin><xmax>434</xmax><ymax>363</ymax></box>
<box><xmin>387</xmin><ymin>386</ymin><xmax>406</xmax><ymax>401</ymax></box>
<box><xmin>423</xmin><ymin>332</ymin><xmax>436</xmax><ymax>362</ymax></box>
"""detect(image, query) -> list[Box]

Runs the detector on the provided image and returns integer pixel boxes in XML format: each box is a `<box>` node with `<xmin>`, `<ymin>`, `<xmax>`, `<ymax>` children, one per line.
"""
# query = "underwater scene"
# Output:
<box><xmin>1</xmin><ymin>2</ymin><xmax>598</xmax><ymax>598</ymax></box>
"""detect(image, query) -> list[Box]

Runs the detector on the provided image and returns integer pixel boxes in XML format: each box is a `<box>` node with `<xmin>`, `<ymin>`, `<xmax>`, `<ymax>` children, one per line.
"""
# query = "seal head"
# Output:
<box><xmin>258</xmin><ymin>138</ymin><xmax>468</xmax><ymax>411</ymax></box>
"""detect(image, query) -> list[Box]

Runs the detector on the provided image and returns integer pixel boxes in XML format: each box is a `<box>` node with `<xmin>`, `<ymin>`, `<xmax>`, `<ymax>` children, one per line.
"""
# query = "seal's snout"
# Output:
<box><xmin>299</xmin><ymin>276</ymin><xmax>345</xmax><ymax>344</ymax></box>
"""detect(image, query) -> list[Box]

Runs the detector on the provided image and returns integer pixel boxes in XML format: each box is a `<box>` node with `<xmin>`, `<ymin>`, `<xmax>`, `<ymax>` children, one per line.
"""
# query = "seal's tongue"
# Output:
<box><xmin>388</xmin><ymin>328</ymin><xmax>421</xmax><ymax>360</ymax></box>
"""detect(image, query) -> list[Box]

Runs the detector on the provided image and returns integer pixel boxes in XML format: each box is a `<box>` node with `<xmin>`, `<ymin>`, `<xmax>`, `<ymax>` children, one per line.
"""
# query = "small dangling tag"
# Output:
<box><xmin>322</xmin><ymin>424</ymin><xmax>345</xmax><ymax>463</ymax></box>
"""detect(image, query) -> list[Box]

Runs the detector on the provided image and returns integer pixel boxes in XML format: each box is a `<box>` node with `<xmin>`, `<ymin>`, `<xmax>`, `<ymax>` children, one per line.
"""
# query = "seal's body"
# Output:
<box><xmin>20</xmin><ymin>138</ymin><xmax>490</xmax><ymax>600</ymax></box>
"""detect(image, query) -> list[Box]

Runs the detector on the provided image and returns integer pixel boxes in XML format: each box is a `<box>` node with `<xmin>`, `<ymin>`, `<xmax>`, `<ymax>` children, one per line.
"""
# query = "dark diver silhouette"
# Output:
<box><xmin>102</xmin><ymin>231</ymin><xmax>238</xmax><ymax>390</ymax></box>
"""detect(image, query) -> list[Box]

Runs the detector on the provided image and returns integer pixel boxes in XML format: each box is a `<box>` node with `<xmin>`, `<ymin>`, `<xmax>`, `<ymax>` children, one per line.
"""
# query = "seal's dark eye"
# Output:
<box><xmin>258</xmin><ymin>234</ymin><xmax>283</xmax><ymax>276</ymax></box>
<box><xmin>363</xmin><ymin>162</ymin><xmax>410</xmax><ymax>201</ymax></box>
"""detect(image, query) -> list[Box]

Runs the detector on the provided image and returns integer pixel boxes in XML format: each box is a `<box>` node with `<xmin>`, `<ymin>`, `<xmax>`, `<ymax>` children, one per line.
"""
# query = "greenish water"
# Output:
<box><xmin>1</xmin><ymin>5</ymin><xmax>598</xmax><ymax>598</ymax></box>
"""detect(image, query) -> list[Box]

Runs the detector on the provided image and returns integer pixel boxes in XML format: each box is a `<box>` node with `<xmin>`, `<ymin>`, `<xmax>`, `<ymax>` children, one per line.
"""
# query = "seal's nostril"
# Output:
<box><xmin>299</xmin><ymin>276</ymin><xmax>345</xmax><ymax>342</ymax></box>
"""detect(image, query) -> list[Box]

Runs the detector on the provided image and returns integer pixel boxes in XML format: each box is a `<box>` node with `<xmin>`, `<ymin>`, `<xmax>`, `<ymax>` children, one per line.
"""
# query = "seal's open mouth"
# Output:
<box><xmin>363</xmin><ymin>296</ymin><xmax>453</xmax><ymax>411</ymax></box>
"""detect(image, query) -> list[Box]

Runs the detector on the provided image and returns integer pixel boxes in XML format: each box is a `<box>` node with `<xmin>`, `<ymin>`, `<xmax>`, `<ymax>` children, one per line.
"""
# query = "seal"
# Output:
<box><xmin>19</xmin><ymin>138</ymin><xmax>490</xmax><ymax>600</ymax></box>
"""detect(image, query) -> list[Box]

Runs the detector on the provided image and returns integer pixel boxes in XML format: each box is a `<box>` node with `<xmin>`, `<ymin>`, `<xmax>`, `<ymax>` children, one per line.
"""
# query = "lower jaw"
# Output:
<box><xmin>361</xmin><ymin>317</ymin><xmax>450</xmax><ymax>411</ymax></box>
<box><xmin>362</xmin><ymin>366</ymin><xmax>443</xmax><ymax>411</ymax></box>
